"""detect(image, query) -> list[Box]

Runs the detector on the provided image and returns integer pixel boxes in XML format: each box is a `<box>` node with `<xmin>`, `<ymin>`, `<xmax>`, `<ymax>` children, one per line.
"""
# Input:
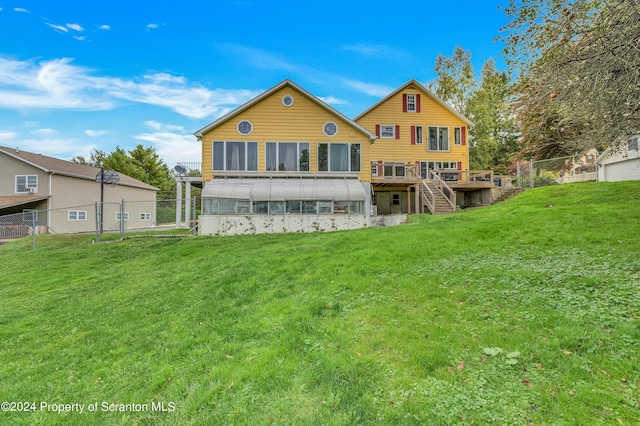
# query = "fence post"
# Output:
<box><xmin>120</xmin><ymin>199</ymin><xmax>125</xmax><ymax>241</ymax></box>
<box><xmin>95</xmin><ymin>202</ymin><xmax>101</xmax><ymax>243</ymax></box>
<box><xmin>192</xmin><ymin>196</ymin><xmax>197</xmax><ymax>236</ymax></box>
<box><xmin>529</xmin><ymin>159</ymin><xmax>534</xmax><ymax>189</ymax></box>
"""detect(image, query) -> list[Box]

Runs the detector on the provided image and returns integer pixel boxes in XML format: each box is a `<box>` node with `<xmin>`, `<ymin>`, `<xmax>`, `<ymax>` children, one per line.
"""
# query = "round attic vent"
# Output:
<box><xmin>282</xmin><ymin>95</ymin><xmax>294</xmax><ymax>106</ymax></box>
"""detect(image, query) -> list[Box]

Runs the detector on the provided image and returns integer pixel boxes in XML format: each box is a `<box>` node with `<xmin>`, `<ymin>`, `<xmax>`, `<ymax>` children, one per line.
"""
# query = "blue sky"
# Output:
<box><xmin>0</xmin><ymin>0</ymin><xmax>509</xmax><ymax>166</ymax></box>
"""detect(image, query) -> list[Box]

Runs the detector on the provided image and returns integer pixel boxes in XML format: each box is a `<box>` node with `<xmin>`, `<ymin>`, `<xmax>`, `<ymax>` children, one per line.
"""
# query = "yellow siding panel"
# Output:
<box><xmin>356</xmin><ymin>84</ymin><xmax>470</xmax><ymax>171</ymax></box>
<box><xmin>201</xmin><ymin>85</ymin><xmax>372</xmax><ymax>182</ymax></box>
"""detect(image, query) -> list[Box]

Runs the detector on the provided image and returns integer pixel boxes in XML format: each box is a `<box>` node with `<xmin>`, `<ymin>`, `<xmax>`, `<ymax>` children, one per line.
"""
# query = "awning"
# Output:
<box><xmin>202</xmin><ymin>178</ymin><xmax>366</xmax><ymax>201</ymax></box>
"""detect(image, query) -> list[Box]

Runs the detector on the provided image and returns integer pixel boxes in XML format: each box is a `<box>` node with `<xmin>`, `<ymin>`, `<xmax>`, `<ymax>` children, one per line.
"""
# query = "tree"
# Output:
<box><xmin>129</xmin><ymin>145</ymin><xmax>174</xmax><ymax>192</ymax></box>
<box><xmin>500</xmin><ymin>0</ymin><xmax>640</xmax><ymax>156</ymax></box>
<box><xmin>466</xmin><ymin>59</ymin><xmax>520</xmax><ymax>174</ymax></box>
<box><xmin>429</xmin><ymin>46</ymin><xmax>476</xmax><ymax>114</ymax></box>
<box><xmin>73</xmin><ymin>145</ymin><xmax>175</xmax><ymax>194</ymax></box>
<box><xmin>72</xmin><ymin>149</ymin><xmax>108</xmax><ymax>166</ymax></box>
<box><xmin>429</xmin><ymin>49</ymin><xmax>520</xmax><ymax>174</ymax></box>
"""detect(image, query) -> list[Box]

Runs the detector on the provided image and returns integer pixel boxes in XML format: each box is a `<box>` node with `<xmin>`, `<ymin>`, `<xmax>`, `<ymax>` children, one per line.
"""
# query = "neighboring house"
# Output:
<box><xmin>557</xmin><ymin>147</ymin><xmax>599</xmax><ymax>184</ymax></box>
<box><xmin>596</xmin><ymin>136</ymin><xmax>640</xmax><ymax>182</ymax></box>
<box><xmin>0</xmin><ymin>146</ymin><xmax>158</xmax><ymax>236</ymax></box>
<box><xmin>194</xmin><ymin>79</ymin><xmax>481</xmax><ymax>236</ymax></box>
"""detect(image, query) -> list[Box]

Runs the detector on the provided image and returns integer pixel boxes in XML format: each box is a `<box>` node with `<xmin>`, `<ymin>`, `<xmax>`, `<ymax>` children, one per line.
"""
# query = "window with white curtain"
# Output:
<box><xmin>212</xmin><ymin>141</ymin><xmax>258</xmax><ymax>171</ymax></box>
<box><xmin>265</xmin><ymin>142</ymin><xmax>309</xmax><ymax>172</ymax></box>
<box><xmin>317</xmin><ymin>143</ymin><xmax>361</xmax><ymax>172</ymax></box>
<box><xmin>428</xmin><ymin>126</ymin><xmax>450</xmax><ymax>151</ymax></box>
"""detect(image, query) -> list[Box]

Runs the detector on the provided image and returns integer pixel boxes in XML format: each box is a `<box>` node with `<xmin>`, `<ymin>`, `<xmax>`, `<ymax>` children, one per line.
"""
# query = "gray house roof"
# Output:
<box><xmin>0</xmin><ymin>146</ymin><xmax>158</xmax><ymax>191</ymax></box>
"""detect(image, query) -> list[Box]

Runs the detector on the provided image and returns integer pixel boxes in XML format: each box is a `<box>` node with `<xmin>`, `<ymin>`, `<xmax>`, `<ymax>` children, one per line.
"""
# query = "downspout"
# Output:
<box><xmin>48</xmin><ymin>171</ymin><xmax>54</xmax><ymax>232</ymax></box>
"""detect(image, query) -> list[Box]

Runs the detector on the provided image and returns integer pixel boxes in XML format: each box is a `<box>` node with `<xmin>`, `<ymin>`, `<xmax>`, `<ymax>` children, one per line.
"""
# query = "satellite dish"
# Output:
<box><xmin>95</xmin><ymin>169</ymin><xmax>120</xmax><ymax>184</ymax></box>
<box><xmin>174</xmin><ymin>165</ymin><xmax>187</xmax><ymax>174</ymax></box>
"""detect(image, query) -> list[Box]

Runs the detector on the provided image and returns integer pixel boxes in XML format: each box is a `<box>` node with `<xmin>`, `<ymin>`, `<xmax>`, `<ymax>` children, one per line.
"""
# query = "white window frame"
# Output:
<box><xmin>213</xmin><ymin>141</ymin><xmax>259</xmax><ymax>172</ymax></box>
<box><xmin>406</xmin><ymin>94</ymin><xmax>416</xmax><ymax>112</ymax></box>
<box><xmin>68</xmin><ymin>210</ymin><xmax>87</xmax><ymax>221</ymax></box>
<box><xmin>116</xmin><ymin>212</ymin><xmax>129</xmax><ymax>221</ymax></box>
<box><xmin>317</xmin><ymin>143</ymin><xmax>361</xmax><ymax>172</ymax></box>
<box><xmin>454</xmin><ymin>127</ymin><xmax>462</xmax><ymax>145</ymax></box>
<box><xmin>420</xmin><ymin>161</ymin><xmax>458</xmax><ymax>178</ymax></box>
<box><xmin>380</xmin><ymin>125</ymin><xmax>396</xmax><ymax>138</ymax></box>
<box><xmin>415</xmin><ymin>125</ymin><xmax>423</xmax><ymax>144</ymax></box>
<box><xmin>15</xmin><ymin>175</ymin><xmax>38</xmax><ymax>193</ymax></box>
<box><xmin>265</xmin><ymin>142</ymin><xmax>310</xmax><ymax>172</ymax></box>
<box><xmin>428</xmin><ymin>126</ymin><xmax>450</xmax><ymax>152</ymax></box>
<box><xmin>140</xmin><ymin>213</ymin><xmax>151</xmax><ymax>221</ymax></box>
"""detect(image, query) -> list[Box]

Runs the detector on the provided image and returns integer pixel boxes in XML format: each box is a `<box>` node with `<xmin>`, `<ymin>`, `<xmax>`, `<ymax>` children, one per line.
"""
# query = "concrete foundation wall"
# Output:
<box><xmin>463</xmin><ymin>188</ymin><xmax>494</xmax><ymax>207</ymax></box>
<box><xmin>199</xmin><ymin>214</ymin><xmax>369</xmax><ymax>236</ymax></box>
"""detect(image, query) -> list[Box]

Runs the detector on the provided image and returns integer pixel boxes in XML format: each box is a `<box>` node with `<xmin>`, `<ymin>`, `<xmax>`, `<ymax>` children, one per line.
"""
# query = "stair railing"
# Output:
<box><xmin>429</xmin><ymin>170</ymin><xmax>456</xmax><ymax>211</ymax></box>
<box><xmin>419</xmin><ymin>180</ymin><xmax>435</xmax><ymax>214</ymax></box>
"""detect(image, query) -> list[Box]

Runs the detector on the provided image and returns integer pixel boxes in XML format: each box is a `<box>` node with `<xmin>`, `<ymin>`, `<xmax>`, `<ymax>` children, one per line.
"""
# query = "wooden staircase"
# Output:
<box><xmin>416</xmin><ymin>177</ymin><xmax>456</xmax><ymax>215</ymax></box>
<box><xmin>425</xmin><ymin>181</ymin><xmax>457</xmax><ymax>214</ymax></box>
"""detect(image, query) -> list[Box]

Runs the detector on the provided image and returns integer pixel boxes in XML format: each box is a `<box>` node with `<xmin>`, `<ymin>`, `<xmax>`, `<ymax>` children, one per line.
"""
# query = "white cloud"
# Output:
<box><xmin>0</xmin><ymin>57</ymin><xmax>113</xmax><ymax>109</ymax></box>
<box><xmin>0</xmin><ymin>130</ymin><xmax>17</xmax><ymax>140</ymax></box>
<box><xmin>66</xmin><ymin>23</ymin><xmax>84</xmax><ymax>32</ymax></box>
<box><xmin>218</xmin><ymin>43</ymin><xmax>299</xmax><ymax>72</ymax></box>
<box><xmin>134</xmin><ymin>124</ymin><xmax>201</xmax><ymax>164</ymax></box>
<box><xmin>342</xmin><ymin>79</ymin><xmax>394</xmax><ymax>97</ymax></box>
<box><xmin>318</xmin><ymin>96</ymin><xmax>348</xmax><ymax>106</ymax></box>
<box><xmin>146</xmin><ymin>23</ymin><xmax>159</xmax><ymax>30</ymax></box>
<box><xmin>30</xmin><ymin>128</ymin><xmax>56</xmax><ymax>136</ymax></box>
<box><xmin>99</xmin><ymin>25</ymin><xmax>111</xmax><ymax>30</ymax></box>
<box><xmin>18</xmin><ymin>138</ymin><xmax>98</xmax><ymax>160</ymax></box>
<box><xmin>342</xmin><ymin>44</ymin><xmax>382</xmax><ymax>57</ymax></box>
<box><xmin>46</xmin><ymin>23</ymin><xmax>69</xmax><ymax>33</ymax></box>
<box><xmin>74</xmin><ymin>36</ymin><xmax>87</xmax><ymax>41</ymax></box>
<box><xmin>85</xmin><ymin>129</ymin><xmax>109</xmax><ymax>137</ymax></box>
<box><xmin>144</xmin><ymin>121</ymin><xmax>185</xmax><ymax>132</ymax></box>
<box><xmin>14</xmin><ymin>8</ymin><xmax>29</xmax><ymax>13</ymax></box>
<box><xmin>0</xmin><ymin>57</ymin><xmax>261</xmax><ymax>119</ymax></box>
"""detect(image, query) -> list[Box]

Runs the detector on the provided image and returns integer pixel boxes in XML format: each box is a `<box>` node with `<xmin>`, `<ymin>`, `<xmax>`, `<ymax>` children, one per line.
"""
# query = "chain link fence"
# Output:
<box><xmin>0</xmin><ymin>198</ymin><xmax>197</xmax><ymax>247</ymax></box>
<box><xmin>510</xmin><ymin>154</ymin><xmax>598</xmax><ymax>189</ymax></box>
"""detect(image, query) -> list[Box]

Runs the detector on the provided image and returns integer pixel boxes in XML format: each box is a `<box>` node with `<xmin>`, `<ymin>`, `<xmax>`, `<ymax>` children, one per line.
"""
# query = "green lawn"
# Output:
<box><xmin>1</xmin><ymin>181</ymin><xmax>639</xmax><ymax>425</ymax></box>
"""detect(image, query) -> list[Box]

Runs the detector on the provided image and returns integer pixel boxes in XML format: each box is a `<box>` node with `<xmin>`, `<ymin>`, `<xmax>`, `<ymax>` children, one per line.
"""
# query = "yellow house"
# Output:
<box><xmin>194</xmin><ymin>79</ymin><xmax>481</xmax><ymax>236</ymax></box>
<box><xmin>195</xmin><ymin>80</ymin><xmax>377</xmax><ymax>235</ymax></box>
<box><xmin>355</xmin><ymin>79</ymin><xmax>476</xmax><ymax>214</ymax></box>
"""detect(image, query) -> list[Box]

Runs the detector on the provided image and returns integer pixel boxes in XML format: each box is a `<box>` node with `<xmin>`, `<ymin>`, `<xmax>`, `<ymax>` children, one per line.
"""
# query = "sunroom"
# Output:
<box><xmin>198</xmin><ymin>177</ymin><xmax>372</xmax><ymax>236</ymax></box>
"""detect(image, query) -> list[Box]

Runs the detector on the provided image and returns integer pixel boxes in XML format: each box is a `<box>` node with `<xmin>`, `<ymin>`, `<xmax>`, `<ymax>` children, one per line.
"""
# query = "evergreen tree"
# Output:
<box><xmin>466</xmin><ymin>59</ymin><xmax>520</xmax><ymax>174</ymax></box>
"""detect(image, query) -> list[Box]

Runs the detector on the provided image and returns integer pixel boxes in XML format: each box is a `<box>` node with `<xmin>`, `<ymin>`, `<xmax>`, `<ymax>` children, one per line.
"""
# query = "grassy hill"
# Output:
<box><xmin>1</xmin><ymin>181</ymin><xmax>639</xmax><ymax>425</ymax></box>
